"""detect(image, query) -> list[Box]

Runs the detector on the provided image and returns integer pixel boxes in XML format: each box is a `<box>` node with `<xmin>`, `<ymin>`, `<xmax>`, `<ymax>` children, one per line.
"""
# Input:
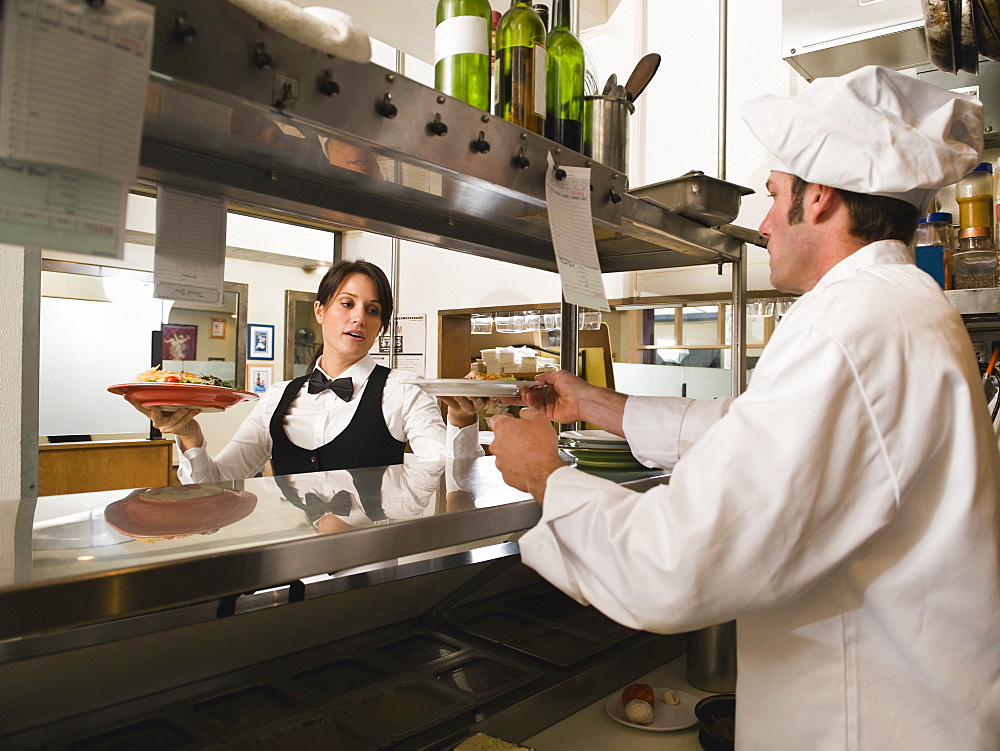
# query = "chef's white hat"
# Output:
<box><xmin>740</xmin><ymin>65</ymin><xmax>984</xmax><ymax>211</ymax></box>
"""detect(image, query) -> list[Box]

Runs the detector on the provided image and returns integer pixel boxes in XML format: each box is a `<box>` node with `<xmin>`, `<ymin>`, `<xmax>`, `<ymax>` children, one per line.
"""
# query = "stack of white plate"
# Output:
<box><xmin>558</xmin><ymin>430</ymin><xmax>643</xmax><ymax>469</ymax></box>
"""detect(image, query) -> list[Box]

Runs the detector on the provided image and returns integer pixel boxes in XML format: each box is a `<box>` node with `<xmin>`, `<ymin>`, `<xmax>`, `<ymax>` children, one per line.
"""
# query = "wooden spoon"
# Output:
<box><xmin>624</xmin><ymin>53</ymin><xmax>661</xmax><ymax>103</ymax></box>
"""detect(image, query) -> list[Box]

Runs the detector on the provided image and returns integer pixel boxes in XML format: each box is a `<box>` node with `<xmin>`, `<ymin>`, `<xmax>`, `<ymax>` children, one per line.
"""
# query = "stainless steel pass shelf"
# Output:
<box><xmin>139</xmin><ymin>0</ymin><xmax>741</xmax><ymax>272</ymax></box>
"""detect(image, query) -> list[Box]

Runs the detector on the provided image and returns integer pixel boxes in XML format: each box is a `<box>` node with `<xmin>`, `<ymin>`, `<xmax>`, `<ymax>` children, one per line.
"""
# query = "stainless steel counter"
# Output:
<box><xmin>0</xmin><ymin>456</ymin><xmax>667</xmax><ymax>642</ymax></box>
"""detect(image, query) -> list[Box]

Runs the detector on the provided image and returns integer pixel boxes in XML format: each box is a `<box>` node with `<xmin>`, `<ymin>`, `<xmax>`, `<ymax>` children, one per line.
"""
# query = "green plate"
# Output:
<box><xmin>562</xmin><ymin>447</ymin><xmax>643</xmax><ymax>468</ymax></box>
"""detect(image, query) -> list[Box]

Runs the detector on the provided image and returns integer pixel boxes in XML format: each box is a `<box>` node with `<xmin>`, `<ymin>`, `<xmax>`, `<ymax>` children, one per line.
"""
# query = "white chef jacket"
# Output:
<box><xmin>178</xmin><ymin>356</ymin><xmax>483</xmax><ymax>482</ymax></box>
<box><xmin>519</xmin><ymin>241</ymin><xmax>1000</xmax><ymax>749</ymax></box>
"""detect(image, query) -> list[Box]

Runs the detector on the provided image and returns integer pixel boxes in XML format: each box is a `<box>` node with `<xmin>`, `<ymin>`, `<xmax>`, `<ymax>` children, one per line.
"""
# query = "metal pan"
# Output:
<box><xmin>974</xmin><ymin>0</ymin><xmax>1000</xmax><ymax>62</ymax></box>
<box><xmin>957</xmin><ymin>0</ymin><xmax>979</xmax><ymax>74</ymax></box>
<box><xmin>923</xmin><ymin>0</ymin><xmax>957</xmax><ymax>73</ymax></box>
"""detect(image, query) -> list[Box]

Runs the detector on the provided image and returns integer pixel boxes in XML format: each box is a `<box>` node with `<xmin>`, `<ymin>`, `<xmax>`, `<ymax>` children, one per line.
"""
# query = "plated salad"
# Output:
<box><xmin>133</xmin><ymin>366</ymin><xmax>233</xmax><ymax>388</ymax></box>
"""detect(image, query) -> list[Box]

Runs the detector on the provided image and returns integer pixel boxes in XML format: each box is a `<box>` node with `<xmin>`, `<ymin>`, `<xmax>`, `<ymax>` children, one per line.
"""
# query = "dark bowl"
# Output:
<box><xmin>694</xmin><ymin>693</ymin><xmax>735</xmax><ymax>751</ymax></box>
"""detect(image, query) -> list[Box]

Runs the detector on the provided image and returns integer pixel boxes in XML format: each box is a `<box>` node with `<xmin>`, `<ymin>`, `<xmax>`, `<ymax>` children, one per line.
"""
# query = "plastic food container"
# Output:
<box><xmin>186</xmin><ymin>682</ymin><xmax>307</xmax><ymax>739</ymax></box>
<box><xmin>67</xmin><ymin>713</ymin><xmax>216</xmax><ymax>750</ymax></box>
<box><xmin>335</xmin><ymin>675</ymin><xmax>474</xmax><ymax>740</ymax></box>
<box><xmin>289</xmin><ymin>653</ymin><xmax>398</xmax><ymax>700</ymax></box>
<box><xmin>629</xmin><ymin>171</ymin><xmax>754</xmax><ymax>227</ymax></box>
<box><xmin>226</xmin><ymin>710</ymin><xmax>391</xmax><ymax>751</ymax></box>
<box><xmin>505</xmin><ymin>589</ymin><xmax>585</xmax><ymax>622</ymax></box>
<box><xmin>426</xmin><ymin>651</ymin><xmax>542</xmax><ymax>705</ymax></box>
<box><xmin>452</xmin><ymin>608</ymin><xmax>540</xmax><ymax>642</ymax></box>
<box><xmin>562</xmin><ymin>607</ymin><xmax>637</xmax><ymax>642</ymax></box>
<box><xmin>368</xmin><ymin>629</ymin><xmax>470</xmax><ymax>670</ymax></box>
<box><xmin>501</xmin><ymin>623</ymin><xmax>612</xmax><ymax>666</ymax></box>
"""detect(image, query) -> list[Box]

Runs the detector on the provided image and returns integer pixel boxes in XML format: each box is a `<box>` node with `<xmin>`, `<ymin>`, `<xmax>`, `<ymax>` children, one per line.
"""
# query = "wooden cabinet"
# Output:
<box><xmin>38</xmin><ymin>439</ymin><xmax>174</xmax><ymax>496</ymax></box>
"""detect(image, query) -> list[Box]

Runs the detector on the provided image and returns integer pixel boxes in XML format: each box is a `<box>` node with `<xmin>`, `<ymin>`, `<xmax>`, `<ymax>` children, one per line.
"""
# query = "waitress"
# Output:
<box><xmin>135</xmin><ymin>259</ymin><xmax>484</xmax><ymax>481</ymax></box>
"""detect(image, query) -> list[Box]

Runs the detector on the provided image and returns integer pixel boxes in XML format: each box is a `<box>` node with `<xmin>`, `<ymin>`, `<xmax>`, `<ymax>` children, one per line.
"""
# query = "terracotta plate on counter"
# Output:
<box><xmin>104</xmin><ymin>485</ymin><xmax>257</xmax><ymax>540</ymax></box>
<box><xmin>604</xmin><ymin>687</ymin><xmax>699</xmax><ymax>732</ymax></box>
<box><xmin>108</xmin><ymin>382</ymin><xmax>258</xmax><ymax>413</ymax></box>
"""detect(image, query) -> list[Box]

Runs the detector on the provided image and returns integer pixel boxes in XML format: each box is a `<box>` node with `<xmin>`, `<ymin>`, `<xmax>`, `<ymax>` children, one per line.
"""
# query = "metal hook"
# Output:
<box><xmin>552</xmin><ymin>160</ymin><xmax>567</xmax><ymax>180</ymax></box>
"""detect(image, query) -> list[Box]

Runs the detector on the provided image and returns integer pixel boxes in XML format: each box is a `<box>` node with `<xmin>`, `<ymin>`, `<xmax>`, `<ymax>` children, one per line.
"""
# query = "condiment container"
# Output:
<box><xmin>914</xmin><ymin>212</ymin><xmax>954</xmax><ymax>289</ymax></box>
<box><xmin>951</xmin><ymin>227</ymin><xmax>998</xmax><ymax>289</ymax></box>
<box><xmin>956</xmin><ymin>162</ymin><xmax>994</xmax><ymax>232</ymax></box>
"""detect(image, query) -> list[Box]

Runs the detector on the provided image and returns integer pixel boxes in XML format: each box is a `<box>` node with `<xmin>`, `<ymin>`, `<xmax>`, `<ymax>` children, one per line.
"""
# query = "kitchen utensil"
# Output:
<box><xmin>923</xmin><ymin>0</ymin><xmax>958</xmax><ymax>73</ymax></box>
<box><xmin>602</xmin><ymin>72</ymin><xmax>617</xmax><ymax>96</ymax></box>
<box><xmin>629</xmin><ymin>171</ymin><xmax>754</xmax><ymax>227</ymax></box>
<box><xmin>974</xmin><ymin>0</ymin><xmax>1000</xmax><ymax>61</ymax></box>
<box><xmin>957</xmin><ymin>0</ymin><xmax>979</xmax><ymax>74</ymax></box>
<box><xmin>583</xmin><ymin>93</ymin><xmax>635</xmax><ymax>174</ymax></box>
<box><xmin>624</xmin><ymin>52</ymin><xmax>661</xmax><ymax>102</ymax></box>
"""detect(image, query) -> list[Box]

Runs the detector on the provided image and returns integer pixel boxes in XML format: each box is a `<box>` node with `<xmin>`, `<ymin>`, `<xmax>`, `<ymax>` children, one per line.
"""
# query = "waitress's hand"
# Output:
<box><xmin>439</xmin><ymin>395</ymin><xmax>491</xmax><ymax>428</ymax></box>
<box><xmin>127</xmin><ymin>400</ymin><xmax>205</xmax><ymax>450</ymax></box>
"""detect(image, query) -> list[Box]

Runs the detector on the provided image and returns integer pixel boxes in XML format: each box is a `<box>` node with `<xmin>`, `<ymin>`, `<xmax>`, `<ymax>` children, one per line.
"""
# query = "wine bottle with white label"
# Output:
<box><xmin>545</xmin><ymin>0</ymin><xmax>583</xmax><ymax>150</ymax></box>
<box><xmin>435</xmin><ymin>0</ymin><xmax>492</xmax><ymax>110</ymax></box>
<box><xmin>495</xmin><ymin>0</ymin><xmax>547</xmax><ymax>135</ymax></box>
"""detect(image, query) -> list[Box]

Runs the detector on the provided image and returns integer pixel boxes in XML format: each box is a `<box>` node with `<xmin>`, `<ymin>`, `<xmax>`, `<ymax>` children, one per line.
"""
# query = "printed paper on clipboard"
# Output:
<box><xmin>544</xmin><ymin>152</ymin><xmax>610</xmax><ymax>313</ymax></box>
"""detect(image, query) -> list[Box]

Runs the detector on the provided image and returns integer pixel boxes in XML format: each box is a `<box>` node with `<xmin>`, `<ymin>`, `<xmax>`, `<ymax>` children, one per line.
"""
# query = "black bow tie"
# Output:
<box><xmin>308</xmin><ymin>370</ymin><xmax>354</xmax><ymax>400</ymax></box>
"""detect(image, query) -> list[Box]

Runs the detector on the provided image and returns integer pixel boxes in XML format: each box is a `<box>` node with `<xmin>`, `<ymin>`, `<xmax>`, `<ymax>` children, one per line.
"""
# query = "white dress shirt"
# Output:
<box><xmin>178</xmin><ymin>356</ymin><xmax>482</xmax><ymax>482</ymax></box>
<box><xmin>520</xmin><ymin>241</ymin><xmax>1000</xmax><ymax>749</ymax></box>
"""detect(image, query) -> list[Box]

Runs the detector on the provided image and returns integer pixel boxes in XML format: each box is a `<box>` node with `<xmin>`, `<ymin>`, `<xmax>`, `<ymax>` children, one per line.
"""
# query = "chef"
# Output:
<box><xmin>489</xmin><ymin>66</ymin><xmax>1000</xmax><ymax>749</ymax></box>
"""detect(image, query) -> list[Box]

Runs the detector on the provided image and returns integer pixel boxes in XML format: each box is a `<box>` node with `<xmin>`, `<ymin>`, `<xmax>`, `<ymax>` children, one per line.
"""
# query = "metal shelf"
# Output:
<box><xmin>139</xmin><ymin>0</ymin><xmax>742</xmax><ymax>272</ymax></box>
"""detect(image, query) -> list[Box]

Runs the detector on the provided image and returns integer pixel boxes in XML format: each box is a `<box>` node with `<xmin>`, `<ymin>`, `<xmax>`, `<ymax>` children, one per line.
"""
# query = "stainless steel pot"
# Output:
<box><xmin>687</xmin><ymin>621</ymin><xmax>737</xmax><ymax>692</ymax></box>
<box><xmin>583</xmin><ymin>94</ymin><xmax>634</xmax><ymax>175</ymax></box>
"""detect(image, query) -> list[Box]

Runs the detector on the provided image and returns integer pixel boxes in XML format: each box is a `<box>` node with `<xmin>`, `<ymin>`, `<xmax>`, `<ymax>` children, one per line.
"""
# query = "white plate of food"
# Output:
<box><xmin>604</xmin><ymin>686</ymin><xmax>699</xmax><ymax>732</ymax></box>
<box><xmin>406</xmin><ymin>378</ymin><xmax>541</xmax><ymax>398</ymax></box>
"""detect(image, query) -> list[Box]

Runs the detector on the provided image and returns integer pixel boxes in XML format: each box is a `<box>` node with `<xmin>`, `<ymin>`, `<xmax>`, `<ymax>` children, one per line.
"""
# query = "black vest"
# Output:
<box><xmin>269</xmin><ymin>365</ymin><xmax>404</xmax><ymax>475</ymax></box>
<box><xmin>273</xmin><ymin>466</ymin><xmax>389</xmax><ymax>524</ymax></box>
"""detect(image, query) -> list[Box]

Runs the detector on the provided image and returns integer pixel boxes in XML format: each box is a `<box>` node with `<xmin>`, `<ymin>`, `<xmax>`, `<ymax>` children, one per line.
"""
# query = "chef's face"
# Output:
<box><xmin>314</xmin><ymin>272</ymin><xmax>383</xmax><ymax>366</ymax></box>
<box><xmin>759</xmin><ymin>171</ymin><xmax>816</xmax><ymax>294</ymax></box>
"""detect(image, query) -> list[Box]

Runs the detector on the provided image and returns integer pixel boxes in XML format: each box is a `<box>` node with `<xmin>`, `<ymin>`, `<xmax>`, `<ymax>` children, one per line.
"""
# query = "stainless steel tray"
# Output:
<box><xmin>629</xmin><ymin>171</ymin><xmax>754</xmax><ymax>226</ymax></box>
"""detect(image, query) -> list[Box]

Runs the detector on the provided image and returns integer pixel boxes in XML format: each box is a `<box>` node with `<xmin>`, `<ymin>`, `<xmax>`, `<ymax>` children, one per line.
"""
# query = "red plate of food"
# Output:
<box><xmin>104</xmin><ymin>484</ymin><xmax>257</xmax><ymax>541</ymax></box>
<box><xmin>109</xmin><ymin>367</ymin><xmax>258</xmax><ymax>412</ymax></box>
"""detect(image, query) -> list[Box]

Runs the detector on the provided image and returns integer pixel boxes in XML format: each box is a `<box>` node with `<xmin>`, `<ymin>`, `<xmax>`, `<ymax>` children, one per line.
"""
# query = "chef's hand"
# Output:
<box><xmin>502</xmin><ymin>369</ymin><xmax>628</xmax><ymax>435</ymax></box>
<box><xmin>127</xmin><ymin>401</ymin><xmax>205</xmax><ymax>450</ymax></box>
<box><xmin>489</xmin><ymin>408</ymin><xmax>567</xmax><ymax>504</ymax></box>
<box><xmin>440</xmin><ymin>395</ymin><xmax>492</xmax><ymax>428</ymax></box>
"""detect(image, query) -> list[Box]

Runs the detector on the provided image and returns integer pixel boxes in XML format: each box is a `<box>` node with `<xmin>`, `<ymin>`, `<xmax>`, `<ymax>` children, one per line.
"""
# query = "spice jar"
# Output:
<box><xmin>951</xmin><ymin>227</ymin><xmax>998</xmax><ymax>289</ymax></box>
<box><xmin>914</xmin><ymin>212</ymin><xmax>954</xmax><ymax>289</ymax></box>
<box><xmin>956</xmin><ymin>162</ymin><xmax>994</xmax><ymax>232</ymax></box>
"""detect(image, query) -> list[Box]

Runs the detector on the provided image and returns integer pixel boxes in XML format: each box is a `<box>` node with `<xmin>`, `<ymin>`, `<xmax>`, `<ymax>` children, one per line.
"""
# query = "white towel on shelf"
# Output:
<box><xmin>225</xmin><ymin>0</ymin><xmax>371</xmax><ymax>63</ymax></box>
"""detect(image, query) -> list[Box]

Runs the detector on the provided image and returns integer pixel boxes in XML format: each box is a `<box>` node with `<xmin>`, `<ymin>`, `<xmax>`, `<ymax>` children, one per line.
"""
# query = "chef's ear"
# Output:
<box><xmin>314</xmin><ymin>300</ymin><xmax>324</xmax><ymax>324</ymax></box>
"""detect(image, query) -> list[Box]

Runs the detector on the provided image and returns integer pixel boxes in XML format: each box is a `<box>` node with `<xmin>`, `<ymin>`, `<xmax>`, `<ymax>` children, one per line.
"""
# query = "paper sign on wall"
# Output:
<box><xmin>0</xmin><ymin>0</ymin><xmax>154</xmax><ymax>258</ymax></box>
<box><xmin>544</xmin><ymin>152</ymin><xmax>610</xmax><ymax>312</ymax></box>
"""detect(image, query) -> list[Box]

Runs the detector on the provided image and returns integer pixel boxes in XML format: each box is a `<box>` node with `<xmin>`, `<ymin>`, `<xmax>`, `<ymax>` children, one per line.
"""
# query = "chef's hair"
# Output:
<box><xmin>788</xmin><ymin>175</ymin><xmax>919</xmax><ymax>245</ymax></box>
<box><xmin>309</xmin><ymin>259</ymin><xmax>394</xmax><ymax>371</ymax></box>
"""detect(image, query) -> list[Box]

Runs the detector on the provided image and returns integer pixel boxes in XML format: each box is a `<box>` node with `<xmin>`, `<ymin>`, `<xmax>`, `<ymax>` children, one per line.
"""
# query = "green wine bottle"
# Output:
<box><xmin>545</xmin><ymin>0</ymin><xmax>583</xmax><ymax>150</ymax></box>
<box><xmin>495</xmin><ymin>0</ymin><xmax>547</xmax><ymax>135</ymax></box>
<box><xmin>435</xmin><ymin>0</ymin><xmax>492</xmax><ymax>110</ymax></box>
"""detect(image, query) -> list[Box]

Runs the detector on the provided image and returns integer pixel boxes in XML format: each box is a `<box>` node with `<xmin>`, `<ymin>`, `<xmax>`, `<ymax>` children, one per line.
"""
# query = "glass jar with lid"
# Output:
<box><xmin>956</xmin><ymin>162</ymin><xmax>994</xmax><ymax>232</ymax></box>
<box><xmin>914</xmin><ymin>212</ymin><xmax>954</xmax><ymax>289</ymax></box>
<box><xmin>951</xmin><ymin>227</ymin><xmax>998</xmax><ymax>289</ymax></box>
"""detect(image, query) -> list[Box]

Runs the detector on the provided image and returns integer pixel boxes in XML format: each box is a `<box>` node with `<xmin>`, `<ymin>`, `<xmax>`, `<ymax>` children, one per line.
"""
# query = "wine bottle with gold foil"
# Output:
<box><xmin>545</xmin><ymin>0</ymin><xmax>583</xmax><ymax>150</ymax></box>
<box><xmin>495</xmin><ymin>0</ymin><xmax>546</xmax><ymax>134</ymax></box>
<box><xmin>435</xmin><ymin>0</ymin><xmax>492</xmax><ymax>110</ymax></box>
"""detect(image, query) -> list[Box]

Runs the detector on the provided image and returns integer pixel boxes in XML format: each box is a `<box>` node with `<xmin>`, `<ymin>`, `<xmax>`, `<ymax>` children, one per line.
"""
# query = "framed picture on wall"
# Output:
<box><xmin>248</xmin><ymin>365</ymin><xmax>272</xmax><ymax>394</ymax></box>
<box><xmin>162</xmin><ymin>323</ymin><xmax>198</xmax><ymax>361</ymax></box>
<box><xmin>248</xmin><ymin>323</ymin><xmax>274</xmax><ymax>360</ymax></box>
<box><xmin>210</xmin><ymin>318</ymin><xmax>227</xmax><ymax>339</ymax></box>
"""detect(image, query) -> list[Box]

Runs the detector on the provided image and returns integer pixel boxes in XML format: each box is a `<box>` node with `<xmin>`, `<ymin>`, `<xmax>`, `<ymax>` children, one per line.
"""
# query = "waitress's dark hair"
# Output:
<box><xmin>309</xmin><ymin>259</ymin><xmax>393</xmax><ymax>370</ymax></box>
